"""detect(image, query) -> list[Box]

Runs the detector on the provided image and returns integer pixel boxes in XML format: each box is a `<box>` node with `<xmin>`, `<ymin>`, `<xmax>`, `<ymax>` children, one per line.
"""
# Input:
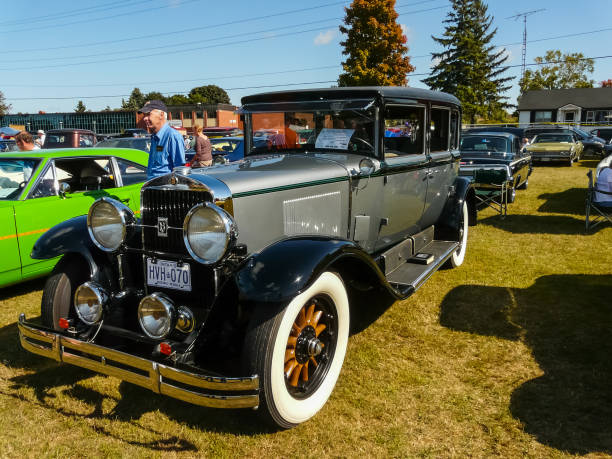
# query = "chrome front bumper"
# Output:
<box><xmin>18</xmin><ymin>314</ymin><xmax>259</xmax><ymax>409</ymax></box>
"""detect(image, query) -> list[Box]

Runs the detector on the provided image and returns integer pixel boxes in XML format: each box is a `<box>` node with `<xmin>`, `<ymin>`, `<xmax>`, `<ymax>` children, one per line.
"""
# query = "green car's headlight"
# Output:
<box><xmin>183</xmin><ymin>203</ymin><xmax>236</xmax><ymax>265</ymax></box>
<box><xmin>87</xmin><ymin>197</ymin><xmax>135</xmax><ymax>252</ymax></box>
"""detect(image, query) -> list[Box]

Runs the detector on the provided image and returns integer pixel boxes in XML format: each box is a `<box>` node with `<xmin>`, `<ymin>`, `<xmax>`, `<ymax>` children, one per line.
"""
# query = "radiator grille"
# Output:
<box><xmin>141</xmin><ymin>188</ymin><xmax>211</xmax><ymax>255</ymax></box>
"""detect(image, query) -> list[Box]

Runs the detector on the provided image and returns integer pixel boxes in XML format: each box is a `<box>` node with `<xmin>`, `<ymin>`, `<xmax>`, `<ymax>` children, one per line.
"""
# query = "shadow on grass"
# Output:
<box><xmin>479</xmin><ymin>214</ymin><xmax>594</xmax><ymax>234</ymax></box>
<box><xmin>439</xmin><ymin>274</ymin><xmax>612</xmax><ymax>455</ymax></box>
<box><xmin>537</xmin><ymin>188</ymin><xmax>586</xmax><ymax>215</ymax></box>
<box><xmin>577</xmin><ymin>159</ymin><xmax>601</xmax><ymax>168</ymax></box>
<box><xmin>0</xmin><ymin>277</ymin><xmax>45</xmax><ymax>301</ymax></box>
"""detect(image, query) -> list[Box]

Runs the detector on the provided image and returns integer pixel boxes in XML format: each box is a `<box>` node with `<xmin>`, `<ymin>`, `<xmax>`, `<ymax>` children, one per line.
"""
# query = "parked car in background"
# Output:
<box><xmin>0</xmin><ymin>139</ymin><xmax>18</xmax><ymax>152</ymax></box>
<box><xmin>459</xmin><ymin>132</ymin><xmax>532</xmax><ymax>203</ymax></box>
<box><xmin>572</xmin><ymin>127</ymin><xmax>605</xmax><ymax>157</ymax></box>
<box><xmin>119</xmin><ymin>128</ymin><xmax>149</xmax><ymax>138</ymax></box>
<box><xmin>96</xmin><ymin>136</ymin><xmax>151</xmax><ymax>153</ymax></box>
<box><xmin>525</xmin><ymin>132</ymin><xmax>583</xmax><ymax>166</ymax></box>
<box><xmin>0</xmin><ymin>148</ymin><xmax>148</xmax><ymax>288</ymax></box>
<box><xmin>43</xmin><ymin>129</ymin><xmax>97</xmax><ymax>149</ymax></box>
<box><xmin>18</xmin><ymin>86</ymin><xmax>476</xmax><ymax>429</ymax></box>
<box><xmin>202</xmin><ymin>127</ymin><xmax>242</xmax><ymax>138</ymax></box>
<box><xmin>590</xmin><ymin>127</ymin><xmax>612</xmax><ymax>143</ymax></box>
<box><xmin>463</xmin><ymin>126</ymin><xmax>525</xmax><ymax>139</ymax></box>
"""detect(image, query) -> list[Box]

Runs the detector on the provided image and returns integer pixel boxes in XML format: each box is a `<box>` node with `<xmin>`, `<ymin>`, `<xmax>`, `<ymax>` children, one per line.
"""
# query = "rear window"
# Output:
<box><xmin>44</xmin><ymin>134</ymin><xmax>71</xmax><ymax>148</ymax></box>
<box><xmin>460</xmin><ymin>136</ymin><xmax>509</xmax><ymax>152</ymax></box>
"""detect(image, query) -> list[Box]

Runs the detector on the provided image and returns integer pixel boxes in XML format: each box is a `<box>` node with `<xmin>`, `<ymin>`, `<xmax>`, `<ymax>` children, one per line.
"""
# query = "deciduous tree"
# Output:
<box><xmin>423</xmin><ymin>0</ymin><xmax>512</xmax><ymax>123</ymax></box>
<box><xmin>166</xmin><ymin>94</ymin><xmax>191</xmax><ymax>105</ymax></box>
<box><xmin>519</xmin><ymin>50</ymin><xmax>594</xmax><ymax>93</ymax></box>
<box><xmin>188</xmin><ymin>85</ymin><xmax>230</xmax><ymax>104</ymax></box>
<box><xmin>338</xmin><ymin>0</ymin><xmax>414</xmax><ymax>86</ymax></box>
<box><xmin>601</xmin><ymin>79</ymin><xmax>612</xmax><ymax>88</ymax></box>
<box><xmin>0</xmin><ymin>90</ymin><xmax>11</xmax><ymax>115</ymax></box>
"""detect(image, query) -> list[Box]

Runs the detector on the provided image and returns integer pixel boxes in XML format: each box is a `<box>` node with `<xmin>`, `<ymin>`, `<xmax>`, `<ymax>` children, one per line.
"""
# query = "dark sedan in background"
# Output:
<box><xmin>459</xmin><ymin>132</ymin><xmax>532</xmax><ymax>203</ymax></box>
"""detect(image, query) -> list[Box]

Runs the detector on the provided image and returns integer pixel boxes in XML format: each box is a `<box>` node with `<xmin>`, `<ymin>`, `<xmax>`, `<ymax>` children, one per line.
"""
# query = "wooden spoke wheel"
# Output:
<box><xmin>284</xmin><ymin>297</ymin><xmax>337</xmax><ymax>398</ymax></box>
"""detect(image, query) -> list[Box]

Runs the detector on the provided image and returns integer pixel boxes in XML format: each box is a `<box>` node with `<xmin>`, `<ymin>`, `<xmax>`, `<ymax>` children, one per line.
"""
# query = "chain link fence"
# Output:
<box><xmin>0</xmin><ymin>111</ymin><xmax>138</xmax><ymax>135</ymax></box>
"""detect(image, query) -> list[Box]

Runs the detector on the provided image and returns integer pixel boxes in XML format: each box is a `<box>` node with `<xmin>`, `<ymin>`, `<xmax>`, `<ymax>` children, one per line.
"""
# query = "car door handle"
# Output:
<box><xmin>119</xmin><ymin>198</ymin><xmax>130</xmax><ymax>204</ymax></box>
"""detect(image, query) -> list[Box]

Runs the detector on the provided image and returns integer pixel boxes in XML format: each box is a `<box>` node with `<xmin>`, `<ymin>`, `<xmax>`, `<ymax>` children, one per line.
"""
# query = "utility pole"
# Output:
<box><xmin>506</xmin><ymin>9</ymin><xmax>545</xmax><ymax>79</ymax></box>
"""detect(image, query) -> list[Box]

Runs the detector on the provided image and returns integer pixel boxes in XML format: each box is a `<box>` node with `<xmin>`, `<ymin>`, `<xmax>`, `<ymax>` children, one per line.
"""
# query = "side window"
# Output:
<box><xmin>116</xmin><ymin>159</ymin><xmax>147</xmax><ymax>186</ymax></box>
<box><xmin>54</xmin><ymin>158</ymin><xmax>115</xmax><ymax>192</ymax></box>
<box><xmin>450</xmin><ymin>110</ymin><xmax>460</xmax><ymax>150</ymax></box>
<box><xmin>79</xmin><ymin>135</ymin><xmax>95</xmax><ymax>147</ymax></box>
<box><xmin>383</xmin><ymin>105</ymin><xmax>425</xmax><ymax>157</ymax></box>
<box><xmin>430</xmin><ymin>108</ymin><xmax>450</xmax><ymax>152</ymax></box>
<box><xmin>31</xmin><ymin>165</ymin><xmax>58</xmax><ymax>199</ymax></box>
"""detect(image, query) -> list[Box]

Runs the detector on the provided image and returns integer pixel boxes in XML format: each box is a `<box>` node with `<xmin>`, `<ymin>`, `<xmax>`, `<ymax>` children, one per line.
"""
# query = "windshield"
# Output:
<box><xmin>246</xmin><ymin>108</ymin><xmax>376</xmax><ymax>157</ymax></box>
<box><xmin>97</xmin><ymin>138</ymin><xmax>151</xmax><ymax>152</ymax></box>
<box><xmin>533</xmin><ymin>134</ymin><xmax>573</xmax><ymax>143</ymax></box>
<box><xmin>460</xmin><ymin>136</ymin><xmax>509</xmax><ymax>152</ymax></box>
<box><xmin>0</xmin><ymin>159</ymin><xmax>40</xmax><ymax>200</ymax></box>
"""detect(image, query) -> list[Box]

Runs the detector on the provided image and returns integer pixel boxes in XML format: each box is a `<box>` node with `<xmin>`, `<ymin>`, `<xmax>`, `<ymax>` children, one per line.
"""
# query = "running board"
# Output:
<box><xmin>385</xmin><ymin>240</ymin><xmax>459</xmax><ymax>297</ymax></box>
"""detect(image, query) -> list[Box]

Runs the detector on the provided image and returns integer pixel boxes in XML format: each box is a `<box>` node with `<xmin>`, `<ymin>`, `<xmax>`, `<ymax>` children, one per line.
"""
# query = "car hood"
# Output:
<box><xmin>187</xmin><ymin>153</ymin><xmax>353</xmax><ymax>196</ymax></box>
<box><xmin>527</xmin><ymin>143</ymin><xmax>573</xmax><ymax>151</ymax></box>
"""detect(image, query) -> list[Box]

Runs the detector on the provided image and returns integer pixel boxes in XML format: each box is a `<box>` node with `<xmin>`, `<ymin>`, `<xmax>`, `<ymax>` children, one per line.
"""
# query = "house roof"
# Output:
<box><xmin>518</xmin><ymin>88</ymin><xmax>612</xmax><ymax>110</ymax></box>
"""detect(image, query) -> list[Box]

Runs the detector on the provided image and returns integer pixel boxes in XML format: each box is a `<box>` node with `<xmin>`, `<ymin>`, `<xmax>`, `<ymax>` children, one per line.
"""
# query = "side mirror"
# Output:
<box><xmin>58</xmin><ymin>182</ymin><xmax>71</xmax><ymax>198</ymax></box>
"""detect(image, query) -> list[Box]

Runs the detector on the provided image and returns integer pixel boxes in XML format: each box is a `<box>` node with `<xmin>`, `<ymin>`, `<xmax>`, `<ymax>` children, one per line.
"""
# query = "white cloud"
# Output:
<box><xmin>400</xmin><ymin>24</ymin><xmax>413</xmax><ymax>42</ymax></box>
<box><xmin>314</xmin><ymin>29</ymin><xmax>335</xmax><ymax>46</ymax></box>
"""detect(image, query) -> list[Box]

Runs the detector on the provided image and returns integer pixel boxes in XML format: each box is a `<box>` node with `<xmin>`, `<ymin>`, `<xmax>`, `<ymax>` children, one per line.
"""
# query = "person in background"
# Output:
<box><xmin>35</xmin><ymin>129</ymin><xmax>45</xmax><ymax>147</ymax></box>
<box><xmin>15</xmin><ymin>131</ymin><xmax>40</xmax><ymax>151</ymax></box>
<box><xmin>521</xmin><ymin>137</ymin><xmax>530</xmax><ymax>151</ymax></box>
<box><xmin>191</xmin><ymin>125</ymin><xmax>213</xmax><ymax>167</ymax></box>
<box><xmin>139</xmin><ymin>100</ymin><xmax>185</xmax><ymax>178</ymax></box>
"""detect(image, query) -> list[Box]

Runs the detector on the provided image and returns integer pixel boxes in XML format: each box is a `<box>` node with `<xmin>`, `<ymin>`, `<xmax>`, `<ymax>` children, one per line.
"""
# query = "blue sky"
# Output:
<box><xmin>2</xmin><ymin>0</ymin><xmax>612</xmax><ymax>114</ymax></box>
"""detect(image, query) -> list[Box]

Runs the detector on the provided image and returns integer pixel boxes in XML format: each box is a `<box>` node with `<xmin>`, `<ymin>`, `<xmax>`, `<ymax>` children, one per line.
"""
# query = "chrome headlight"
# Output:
<box><xmin>183</xmin><ymin>203</ymin><xmax>237</xmax><ymax>265</ymax></box>
<box><xmin>138</xmin><ymin>293</ymin><xmax>176</xmax><ymax>339</ymax></box>
<box><xmin>74</xmin><ymin>282</ymin><xmax>108</xmax><ymax>325</ymax></box>
<box><xmin>87</xmin><ymin>197</ymin><xmax>135</xmax><ymax>252</ymax></box>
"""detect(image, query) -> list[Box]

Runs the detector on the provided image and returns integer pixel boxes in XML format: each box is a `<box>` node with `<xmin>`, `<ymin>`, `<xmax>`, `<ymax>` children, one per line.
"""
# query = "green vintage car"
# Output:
<box><xmin>0</xmin><ymin>148</ymin><xmax>148</xmax><ymax>287</ymax></box>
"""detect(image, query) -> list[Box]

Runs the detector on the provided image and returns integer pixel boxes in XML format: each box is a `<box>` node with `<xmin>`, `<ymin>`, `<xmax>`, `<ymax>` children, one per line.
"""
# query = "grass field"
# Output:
<box><xmin>0</xmin><ymin>160</ymin><xmax>610</xmax><ymax>457</ymax></box>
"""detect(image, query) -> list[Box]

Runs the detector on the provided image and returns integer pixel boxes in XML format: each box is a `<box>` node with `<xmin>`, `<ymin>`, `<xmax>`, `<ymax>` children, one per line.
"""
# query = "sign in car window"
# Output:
<box><xmin>315</xmin><ymin>128</ymin><xmax>355</xmax><ymax>150</ymax></box>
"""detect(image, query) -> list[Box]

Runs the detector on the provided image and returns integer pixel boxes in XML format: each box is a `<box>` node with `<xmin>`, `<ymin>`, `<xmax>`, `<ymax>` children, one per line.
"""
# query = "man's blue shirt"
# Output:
<box><xmin>147</xmin><ymin>122</ymin><xmax>186</xmax><ymax>178</ymax></box>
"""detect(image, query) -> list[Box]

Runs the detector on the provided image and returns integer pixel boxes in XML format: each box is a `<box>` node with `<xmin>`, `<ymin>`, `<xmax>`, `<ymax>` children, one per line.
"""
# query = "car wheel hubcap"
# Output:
<box><xmin>284</xmin><ymin>297</ymin><xmax>337</xmax><ymax>398</ymax></box>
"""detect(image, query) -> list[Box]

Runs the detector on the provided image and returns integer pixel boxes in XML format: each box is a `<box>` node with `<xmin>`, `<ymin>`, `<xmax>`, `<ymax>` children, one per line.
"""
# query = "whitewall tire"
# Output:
<box><xmin>244</xmin><ymin>271</ymin><xmax>350</xmax><ymax>428</ymax></box>
<box><xmin>448</xmin><ymin>201</ymin><xmax>469</xmax><ymax>268</ymax></box>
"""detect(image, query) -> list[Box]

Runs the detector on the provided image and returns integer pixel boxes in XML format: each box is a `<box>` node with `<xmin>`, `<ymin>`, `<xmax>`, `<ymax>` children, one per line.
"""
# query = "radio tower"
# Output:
<box><xmin>506</xmin><ymin>9</ymin><xmax>545</xmax><ymax>79</ymax></box>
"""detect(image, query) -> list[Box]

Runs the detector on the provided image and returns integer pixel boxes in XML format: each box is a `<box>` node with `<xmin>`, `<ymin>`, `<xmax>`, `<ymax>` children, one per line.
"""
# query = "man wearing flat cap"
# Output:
<box><xmin>139</xmin><ymin>100</ymin><xmax>185</xmax><ymax>178</ymax></box>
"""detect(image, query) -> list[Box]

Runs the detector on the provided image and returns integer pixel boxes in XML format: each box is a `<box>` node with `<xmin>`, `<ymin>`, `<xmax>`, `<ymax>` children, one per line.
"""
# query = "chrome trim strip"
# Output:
<box><xmin>18</xmin><ymin>315</ymin><xmax>259</xmax><ymax>409</ymax></box>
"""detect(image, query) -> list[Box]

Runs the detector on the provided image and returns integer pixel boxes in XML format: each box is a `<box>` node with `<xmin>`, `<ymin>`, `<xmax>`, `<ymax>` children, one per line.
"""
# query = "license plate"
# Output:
<box><xmin>146</xmin><ymin>258</ymin><xmax>191</xmax><ymax>291</ymax></box>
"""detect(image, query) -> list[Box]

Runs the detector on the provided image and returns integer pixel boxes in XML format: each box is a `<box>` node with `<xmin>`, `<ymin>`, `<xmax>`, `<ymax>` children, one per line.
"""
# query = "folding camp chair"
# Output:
<box><xmin>473</xmin><ymin>168</ymin><xmax>510</xmax><ymax>217</ymax></box>
<box><xmin>585</xmin><ymin>170</ymin><xmax>612</xmax><ymax>231</ymax></box>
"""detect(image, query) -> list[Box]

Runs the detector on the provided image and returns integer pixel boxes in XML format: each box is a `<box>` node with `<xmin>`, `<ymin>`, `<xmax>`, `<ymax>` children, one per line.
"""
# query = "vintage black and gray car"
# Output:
<box><xmin>459</xmin><ymin>132</ymin><xmax>532</xmax><ymax>203</ymax></box>
<box><xmin>18</xmin><ymin>87</ymin><xmax>476</xmax><ymax>429</ymax></box>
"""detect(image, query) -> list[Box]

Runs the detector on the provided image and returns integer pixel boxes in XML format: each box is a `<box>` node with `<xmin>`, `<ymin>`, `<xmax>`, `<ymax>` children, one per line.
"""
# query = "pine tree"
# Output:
<box><xmin>74</xmin><ymin>100</ymin><xmax>87</xmax><ymax>113</ymax></box>
<box><xmin>338</xmin><ymin>0</ymin><xmax>414</xmax><ymax>86</ymax></box>
<box><xmin>423</xmin><ymin>0</ymin><xmax>513</xmax><ymax>123</ymax></box>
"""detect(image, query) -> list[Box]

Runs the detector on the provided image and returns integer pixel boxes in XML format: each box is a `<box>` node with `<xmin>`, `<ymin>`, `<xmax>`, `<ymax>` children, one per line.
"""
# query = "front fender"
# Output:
<box><xmin>31</xmin><ymin>215</ymin><xmax>104</xmax><ymax>279</ymax></box>
<box><xmin>235</xmin><ymin>236</ymin><xmax>392</xmax><ymax>304</ymax></box>
<box><xmin>438</xmin><ymin>176</ymin><xmax>476</xmax><ymax>229</ymax></box>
